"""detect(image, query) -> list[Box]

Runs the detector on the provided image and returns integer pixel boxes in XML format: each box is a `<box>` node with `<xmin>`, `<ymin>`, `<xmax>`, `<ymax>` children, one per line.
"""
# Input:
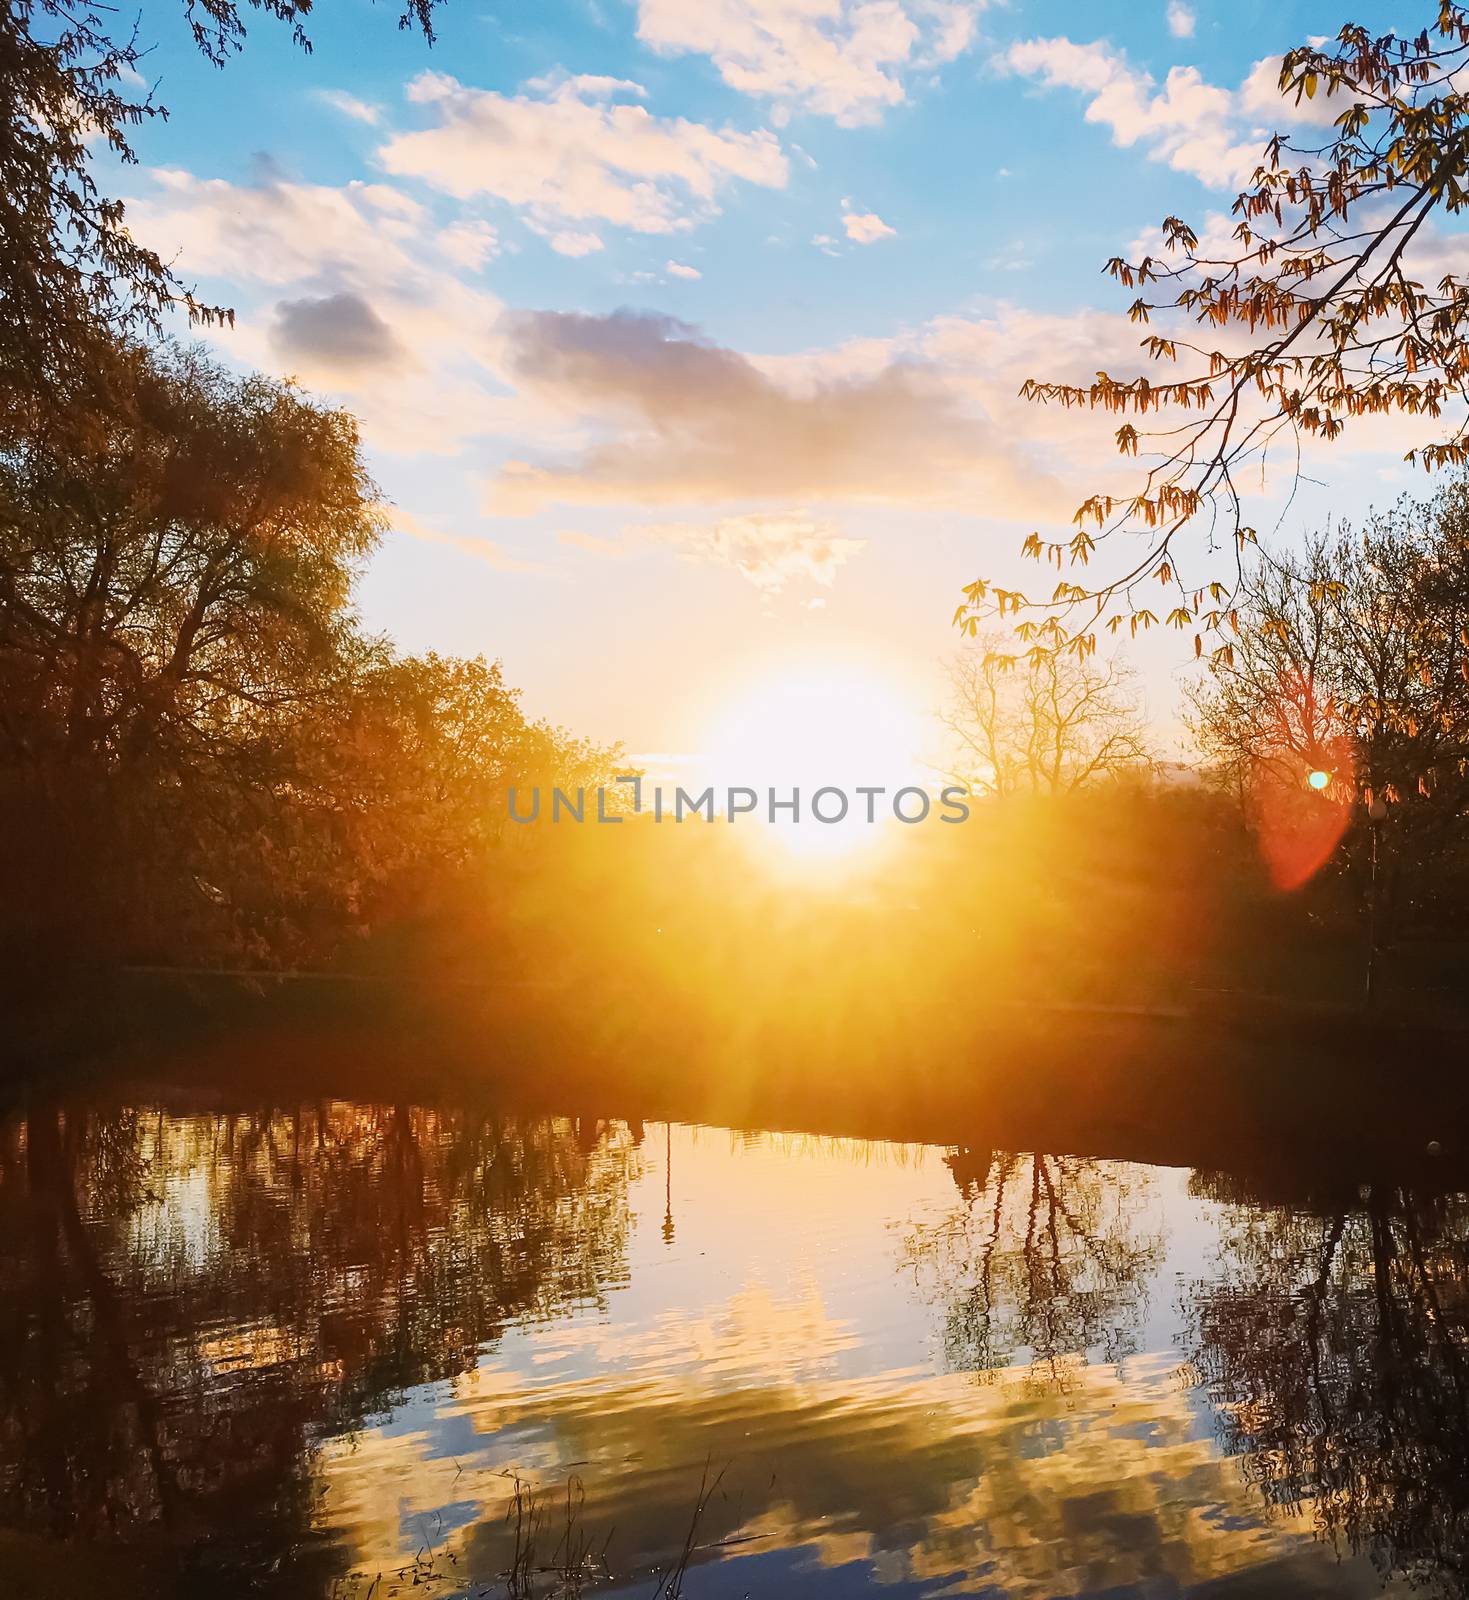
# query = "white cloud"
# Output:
<box><xmin>635</xmin><ymin>0</ymin><xmax>985</xmax><ymax>126</ymax></box>
<box><xmin>317</xmin><ymin>88</ymin><xmax>382</xmax><ymax>124</ymax></box>
<box><xmin>132</xmin><ymin>170</ymin><xmax>429</xmax><ymax>287</ymax></box>
<box><xmin>1237</xmin><ymin>54</ymin><xmax>1343</xmax><ymax>127</ymax></box>
<box><xmin>537</xmin><ymin>227</ymin><xmax>605</xmax><ymax>257</ymax></box>
<box><xmin>379</xmin><ymin>71</ymin><xmax>788</xmax><ymax>238</ymax></box>
<box><xmin>437</xmin><ymin>219</ymin><xmax>501</xmax><ymax>270</ymax></box>
<box><xmin>667</xmin><ymin>259</ymin><xmax>702</xmax><ymax>278</ymax></box>
<box><xmin>842</xmin><ymin>208</ymin><xmax>895</xmax><ymax>244</ymax></box>
<box><xmin>1165</xmin><ymin>2</ymin><xmax>1195</xmax><ymax>39</ymax></box>
<box><xmin>1002</xmin><ymin>37</ymin><xmax>1303</xmax><ymax>187</ymax></box>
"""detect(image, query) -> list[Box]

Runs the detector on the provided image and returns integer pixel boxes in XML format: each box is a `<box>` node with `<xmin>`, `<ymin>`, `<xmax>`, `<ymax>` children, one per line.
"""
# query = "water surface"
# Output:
<box><xmin>0</xmin><ymin>1096</ymin><xmax>1457</xmax><ymax>1597</ymax></box>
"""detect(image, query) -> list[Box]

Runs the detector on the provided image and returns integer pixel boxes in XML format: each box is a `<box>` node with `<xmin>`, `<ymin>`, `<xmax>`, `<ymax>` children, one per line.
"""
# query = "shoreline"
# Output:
<box><xmin>9</xmin><ymin>969</ymin><xmax>1465</xmax><ymax>1193</ymax></box>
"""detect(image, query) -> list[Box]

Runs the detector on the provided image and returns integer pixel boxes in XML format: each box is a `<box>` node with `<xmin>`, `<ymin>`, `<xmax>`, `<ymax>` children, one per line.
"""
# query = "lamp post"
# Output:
<box><xmin>1365</xmin><ymin>793</ymin><xmax>1388</xmax><ymax>1011</ymax></box>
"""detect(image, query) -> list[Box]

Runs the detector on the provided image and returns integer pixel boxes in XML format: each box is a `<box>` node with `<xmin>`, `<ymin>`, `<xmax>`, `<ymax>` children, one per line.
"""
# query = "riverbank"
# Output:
<box><xmin>9</xmin><ymin>966</ymin><xmax>1465</xmax><ymax>1190</ymax></box>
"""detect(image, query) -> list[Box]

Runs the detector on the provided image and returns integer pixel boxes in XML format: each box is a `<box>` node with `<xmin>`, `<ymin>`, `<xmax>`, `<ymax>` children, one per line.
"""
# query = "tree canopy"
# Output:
<box><xmin>0</xmin><ymin>343</ymin><xmax>616</xmax><ymax>970</ymax></box>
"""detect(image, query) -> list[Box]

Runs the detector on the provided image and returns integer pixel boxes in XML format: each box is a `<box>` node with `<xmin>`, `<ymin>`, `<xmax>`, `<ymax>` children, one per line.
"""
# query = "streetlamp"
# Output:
<box><xmin>1365</xmin><ymin>793</ymin><xmax>1388</xmax><ymax>1010</ymax></box>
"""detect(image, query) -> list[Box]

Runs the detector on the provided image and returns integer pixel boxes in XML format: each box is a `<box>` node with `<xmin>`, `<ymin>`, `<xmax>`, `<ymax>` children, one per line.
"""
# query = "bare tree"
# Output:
<box><xmin>941</xmin><ymin>642</ymin><xmax>1152</xmax><ymax>799</ymax></box>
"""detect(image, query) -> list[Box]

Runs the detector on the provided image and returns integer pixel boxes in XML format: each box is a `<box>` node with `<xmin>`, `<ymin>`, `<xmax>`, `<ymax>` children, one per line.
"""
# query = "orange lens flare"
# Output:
<box><xmin>1249</xmin><ymin>755</ymin><xmax>1355</xmax><ymax>891</ymax></box>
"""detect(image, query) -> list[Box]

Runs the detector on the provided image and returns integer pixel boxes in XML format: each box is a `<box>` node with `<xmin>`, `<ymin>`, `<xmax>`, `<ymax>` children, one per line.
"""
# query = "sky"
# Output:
<box><xmin>117</xmin><ymin>0</ymin><xmax>1435</xmax><ymax>769</ymax></box>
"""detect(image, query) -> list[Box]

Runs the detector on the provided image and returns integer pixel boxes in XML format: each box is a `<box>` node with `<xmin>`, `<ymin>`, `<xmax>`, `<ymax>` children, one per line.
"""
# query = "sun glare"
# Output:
<box><xmin>700</xmin><ymin>661</ymin><xmax>928</xmax><ymax>866</ymax></box>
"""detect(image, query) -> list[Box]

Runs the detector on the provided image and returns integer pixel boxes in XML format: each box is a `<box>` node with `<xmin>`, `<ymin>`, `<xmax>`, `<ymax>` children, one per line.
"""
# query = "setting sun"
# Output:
<box><xmin>701</xmin><ymin>661</ymin><xmax>928</xmax><ymax>861</ymax></box>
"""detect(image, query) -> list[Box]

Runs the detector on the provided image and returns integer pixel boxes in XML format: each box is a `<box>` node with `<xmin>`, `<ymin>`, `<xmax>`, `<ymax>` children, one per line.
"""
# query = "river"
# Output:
<box><xmin>0</xmin><ymin>1091</ymin><xmax>1453</xmax><ymax>1597</ymax></box>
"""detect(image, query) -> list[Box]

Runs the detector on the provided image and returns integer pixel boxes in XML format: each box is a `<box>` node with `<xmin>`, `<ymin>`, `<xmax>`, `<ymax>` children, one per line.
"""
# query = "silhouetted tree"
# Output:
<box><xmin>942</xmin><ymin>642</ymin><xmax>1152</xmax><ymax>799</ymax></box>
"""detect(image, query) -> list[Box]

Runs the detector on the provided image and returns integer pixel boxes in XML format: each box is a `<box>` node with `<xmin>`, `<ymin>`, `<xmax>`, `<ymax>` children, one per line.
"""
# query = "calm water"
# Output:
<box><xmin>0</xmin><ymin>1096</ymin><xmax>1460</xmax><ymax>1598</ymax></box>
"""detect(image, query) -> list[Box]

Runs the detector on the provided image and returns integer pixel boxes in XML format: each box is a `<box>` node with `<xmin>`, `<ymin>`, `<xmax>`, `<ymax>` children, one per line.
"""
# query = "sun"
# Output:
<box><xmin>700</xmin><ymin>659</ymin><xmax>927</xmax><ymax>863</ymax></box>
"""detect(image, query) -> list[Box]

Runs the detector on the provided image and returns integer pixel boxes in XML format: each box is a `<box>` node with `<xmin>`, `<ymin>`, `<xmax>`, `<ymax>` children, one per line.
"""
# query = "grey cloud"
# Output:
<box><xmin>269</xmin><ymin>291</ymin><xmax>409</xmax><ymax>375</ymax></box>
<box><xmin>490</xmin><ymin>308</ymin><xmax>1061</xmax><ymax>514</ymax></box>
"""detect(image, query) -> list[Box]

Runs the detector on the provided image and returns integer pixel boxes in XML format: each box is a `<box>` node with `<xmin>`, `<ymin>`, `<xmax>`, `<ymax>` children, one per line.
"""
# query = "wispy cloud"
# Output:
<box><xmin>634</xmin><ymin>511</ymin><xmax>865</xmax><ymax>593</ymax></box>
<box><xmin>437</xmin><ymin>219</ymin><xmax>501</xmax><ymax>270</ymax></box>
<box><xmin>557</xmin><ymin>529</ymin><xmax>628</xmax><ymax>556</ymax></box>
<box><xmin>388</xmin><ymin>509</ymin><xmax>554</xmax><ymax>574</ymax></box>
<box><xmin>636</xmin><ymin>0</ymin><xmax>986</xmax><ymax>126</ymax></box>
<box><xmin>1002</xmin><ymin>37</ymin><xmax>1344</xmax><ymax>188</ymax></box>
<box><xmin>379</xmin><ymin>71</ymin><xmax>788</xmax><ymax>241</ymax></box>
<box><xmin>316</xmin><ymin>88</ymin><xmax>382</xmax><ymax>124</ymax></box>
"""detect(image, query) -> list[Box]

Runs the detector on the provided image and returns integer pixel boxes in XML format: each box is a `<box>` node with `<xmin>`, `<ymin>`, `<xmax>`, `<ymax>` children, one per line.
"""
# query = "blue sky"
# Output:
<box><xmin>117</xmin><ymin>0</ymin><xmax>1430</xmax><ymax>762</ymax></box>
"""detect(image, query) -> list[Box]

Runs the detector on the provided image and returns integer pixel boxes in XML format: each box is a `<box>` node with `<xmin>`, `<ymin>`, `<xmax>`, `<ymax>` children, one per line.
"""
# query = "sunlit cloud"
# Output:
<box><xmin>635</xmin><ymin>0</ymin><xmax>986</xmax><ymax>126</ymax></box>
<box><xmin>1166</xmin><ymin>2</ymin><xmax>1196</xmax><ymax>40</ymax></box>
<box><xmin>489</xmin><ymin>308</ymin><xmax>1065</xmax><ymax>516</ymax></box>
<box><xmin>437</xmin><ymin>219</ymin><xmax>501</xmax><ymax>270</ymax></box>
<box><xmin>666</xmin><ymin>259</ymin><xmax>702</xmax><ymax>279</ymax></box>
<box><xmin>378</xmin><ymin>71</ymin><xmax>789</xmax><ymax>240</ymax></box>
<box><xmin>633</xmin><ymin>510</ymin><xmax>866</xmax><ymax>592</ymax></box>
<box><xmin>842</xmin><ymin>204</ymin><xmax>895</xmax><ymax>244</ymax></box>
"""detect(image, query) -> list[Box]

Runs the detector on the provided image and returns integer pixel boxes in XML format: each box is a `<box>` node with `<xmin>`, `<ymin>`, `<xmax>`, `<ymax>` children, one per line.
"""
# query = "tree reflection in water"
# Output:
<box><xmin>1188</xmin><ymin>1171</ymin><xmax>1469</xmax><ymax>1598</ymax></box>
<box><xmin>0</xmin><ymin>1100</ymin><xmax>641</xmax><ymax>1593</ymax></box>
<box><xmin>900</xmin><ymin>1150</ymin><xmax>1165</xmax><ymax>1384</ymax></box>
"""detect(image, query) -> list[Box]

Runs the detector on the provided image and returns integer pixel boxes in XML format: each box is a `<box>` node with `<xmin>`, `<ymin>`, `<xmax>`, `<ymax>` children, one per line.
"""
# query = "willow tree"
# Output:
<box><xmin>958</xmin><ymin>5</ymin><xmax>1469</xmax><ymax>668</ymax></box>
<box><xmin>0</xmin><ymin>343</ymin><xmax>388</xmax><ymax>962</ymax></box>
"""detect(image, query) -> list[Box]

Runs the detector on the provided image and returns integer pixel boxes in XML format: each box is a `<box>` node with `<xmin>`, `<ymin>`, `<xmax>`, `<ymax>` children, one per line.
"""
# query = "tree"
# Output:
<box><xmin>0</xmin><ymin>0</ymin><xmax>439</xmax><ymax>421</ymax></box>
<box><xmin>958</xmin><ymin>5</ymin><xmax>1469</xmax><ymax>666</ymax></box>
<box><xmin>1191</xmin><ymin>480</ymin><xmax>1469</xmax><ymax>909</ymax></box>
<box><xmin>0</xmin><ymin>342</ymin><xmax>380</xmax><ymax>777</ymax></box>
<box><xmin>0</xmin><ymin>342</ymin><xmax>383</xmax><ymax>958</ymax></box>
<box><xmin>0</xmin><ymin>342</ymin><xmax>616</xmax><ymax>969</ymax></box>
<box><xmin>941</xmin><ymin>640</ymin><xmax>1152</xmax><ymax>799</ymax></box>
